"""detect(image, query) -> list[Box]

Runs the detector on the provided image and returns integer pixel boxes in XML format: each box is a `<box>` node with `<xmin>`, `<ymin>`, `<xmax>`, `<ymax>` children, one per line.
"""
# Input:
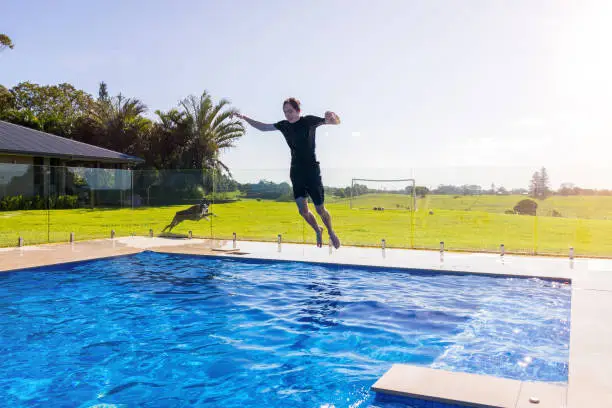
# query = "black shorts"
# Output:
<box><xmin>290</xmin><ymin>164</ymin><xmax>324</xmax><ymax>206</ymax></box>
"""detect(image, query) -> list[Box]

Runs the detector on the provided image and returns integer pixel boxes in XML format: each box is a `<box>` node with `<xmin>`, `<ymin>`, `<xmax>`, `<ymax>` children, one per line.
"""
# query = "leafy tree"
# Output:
<box><xmin>514</xmin><ymin>199</ymin><xmax>538</xmax><ymax>215</ymax></box>
<box><xmin>144</xmin><ymin>109</ymin><xmax>191</xmax><ymax>169</ymax></box>
<box><xmin>98</xmin><ymin>81</ymin><xmax>109</xmax><ymax>102</ymax></box>
<box><xmin>350</xmin><ymin>183</ymin><xmax>368</xmax><ymax>196</ymax></box>
<box><xmin>529</xmin><ymin>171</ymin><xmax>540</xmax><ymax>198</ymax></box>
<box><xmin>539</xmin><ymin>167</ymin><xmax>550</xmax><ymax>197</ymax></box>
<box><xmin>0</xmin><ymin>85</ymin><xmax>14</xmax><ymax>112</ymax></box>
<box><xmin>79</xmin><ymin>90</ymin><xmax>151</xmax><ymax>155</ymax></box>
<box><xmin>529</xmin><ymin>167</ymin><xmax>551</xmax><ymax>199</ymax></box>
<box><xmin>1</xmin><ymin>82</ymin><xmax>94</xmax><ymax>136</ymax></box>
<box><xmin>239</xmin><ymin>180</ymin><xmax>291</xmax><ymax>200</ymax></box>
<box><xmin>0</xmin><ymin>108</ymin><xmax>42</xmax><ymax>129</ymax></box>
<box><xmin>0</xmin><ymin>34</ymin><xmax>14</xmax><ymax>52</ymax></box>
<box><xmin>405</xmin><ymin>185</ymin><xmax>429</xmax><ymax>196</ymax></box>
<box><xmin>558</xmin><ymin>182</ymin><xmax>575</xmax><ymax>195</ymax></box>
<box><xmin>433</xmin><ymin>185</ymin><xmax>464</xmax><ymax>195</ymax></box>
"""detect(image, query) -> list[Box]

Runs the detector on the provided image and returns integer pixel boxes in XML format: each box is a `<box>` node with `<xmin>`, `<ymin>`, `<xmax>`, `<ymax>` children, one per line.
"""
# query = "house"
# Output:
<box><xmin>0</xmin><ymin>120</ymin><xmax>143</xmax><ymax>204</ymax></box>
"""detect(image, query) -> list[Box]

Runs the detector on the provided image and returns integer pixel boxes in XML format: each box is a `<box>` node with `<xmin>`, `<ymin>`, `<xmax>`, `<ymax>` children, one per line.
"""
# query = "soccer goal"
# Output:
<box><xmin>350</xmin><ymin>178</ymin><xmax>417</xmax><ymax>211</ymax></box>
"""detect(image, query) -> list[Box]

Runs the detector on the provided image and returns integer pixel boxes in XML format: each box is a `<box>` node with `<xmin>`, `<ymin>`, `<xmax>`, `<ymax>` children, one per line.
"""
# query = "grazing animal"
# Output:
<box><xmin>162</xmin><ymin>199</ymin><xmax>212</xmax><ymax>233</ymax></box>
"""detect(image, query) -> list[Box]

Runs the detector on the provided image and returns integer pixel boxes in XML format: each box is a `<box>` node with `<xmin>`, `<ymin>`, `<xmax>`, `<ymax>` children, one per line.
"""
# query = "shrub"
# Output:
<box><xmin>513</xmin><ymin>199</ymin><xmax>538</xmax><ymax>216</ymax></box>
<box><xmin>0</xmin><ymin>195</ymin><xmax>24</xmax><ymax>211</ymax></box>
<box><xmin>56</xmin><ymin>195</ymin><xmax>79</xmax><ymax>209</ymax></box>
<box><xmin>0</xmin><ymin>194</ymin><xmax>79</xmax><ymax>211</ymax></box>
<box><xmin>33</xmin><ymin>195</ymin><xmax>45</xmax><ymax>210</ymax></box>
<box><xmin>276</xmin><ymin>193</ymin><xmax>295</xmax><ymax>202</ymax></box>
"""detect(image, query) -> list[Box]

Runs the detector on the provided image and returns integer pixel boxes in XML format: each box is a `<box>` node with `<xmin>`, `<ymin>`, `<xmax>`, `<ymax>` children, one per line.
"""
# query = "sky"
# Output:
<box><xmin>2</xmin><ymin>0</ymin><xmax>611</xmax><ymax>189</ymax></box>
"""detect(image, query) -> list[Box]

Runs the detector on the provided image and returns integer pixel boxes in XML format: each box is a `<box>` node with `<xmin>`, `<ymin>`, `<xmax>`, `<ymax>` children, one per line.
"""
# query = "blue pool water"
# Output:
<box><xmin>0</xmin><ymin>252</ymin><xmax>571</xmax><ymax>407</ymax></box>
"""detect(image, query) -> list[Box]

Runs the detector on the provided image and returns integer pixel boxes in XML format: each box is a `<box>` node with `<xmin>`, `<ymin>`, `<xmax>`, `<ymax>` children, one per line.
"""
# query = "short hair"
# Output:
<box><xmin>283</xmin><ymin>97</ymin><xmax>301</xmax><ymax>112</ymax></box>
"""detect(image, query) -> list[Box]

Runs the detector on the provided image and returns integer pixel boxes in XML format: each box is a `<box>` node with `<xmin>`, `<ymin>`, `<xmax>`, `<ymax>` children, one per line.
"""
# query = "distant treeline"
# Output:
<box><xmin>236</xmin><ymin>180</ymin><xmax>612</xmax><ymax>200</ymax></box>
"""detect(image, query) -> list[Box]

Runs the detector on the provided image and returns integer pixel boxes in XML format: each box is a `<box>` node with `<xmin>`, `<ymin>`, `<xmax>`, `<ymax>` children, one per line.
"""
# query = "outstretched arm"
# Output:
<box><xmin>233</xmin><ymin>113</ymin><xmax>276</xmax><ymax>132</ymax></box>
<box><xmin>324</xmin><ymin>111</ymin><xmax>341</xmax><ymax>125</ymax></box>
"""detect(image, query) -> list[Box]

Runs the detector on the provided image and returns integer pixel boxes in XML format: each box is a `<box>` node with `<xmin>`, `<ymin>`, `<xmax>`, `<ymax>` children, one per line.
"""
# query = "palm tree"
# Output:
<box><xmin>148</xmin><ymin>109</ymin><xmax>190</xmax><ymax>169</ymax></box>
<box><xmin>179</xmin><ymin>91</ymin><xmax>244</xmax><ymax>174</ymax></box>
<box><xmin>87</xmin><ymin>91</ymin><xmax>151</xmax><ymax>154</ymax></box>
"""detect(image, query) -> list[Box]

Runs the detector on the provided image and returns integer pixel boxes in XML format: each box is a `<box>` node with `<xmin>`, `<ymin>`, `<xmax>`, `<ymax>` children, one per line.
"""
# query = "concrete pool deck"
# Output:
<box><xmin>1</xmin><ymin>236</ymin><xmax>611</xmax><ymax>407</ymax></box>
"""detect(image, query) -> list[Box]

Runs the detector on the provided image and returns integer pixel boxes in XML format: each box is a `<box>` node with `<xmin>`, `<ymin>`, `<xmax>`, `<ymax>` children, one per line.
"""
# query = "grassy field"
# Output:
<box><xmin>2</xmin><ymin>194</ymin><xmax>612</xmax><ymax>257</ymax></box>
<box><xmin>349</xmin><ymin>193</ymin><xmax>612</xmax><ymax>219</ymax></box>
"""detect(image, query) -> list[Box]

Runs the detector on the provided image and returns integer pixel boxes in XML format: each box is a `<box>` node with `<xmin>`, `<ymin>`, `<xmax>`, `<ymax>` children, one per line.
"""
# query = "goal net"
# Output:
<box><xmin>349</xmin><ymin>178</ymin><xmax>416</xmax><ymax>211</ymax></box>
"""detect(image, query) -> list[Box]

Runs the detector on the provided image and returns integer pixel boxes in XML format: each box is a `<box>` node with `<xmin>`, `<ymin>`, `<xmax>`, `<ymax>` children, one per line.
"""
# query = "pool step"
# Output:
<box><xmin>371</xmin><ymin>364</ymin><xmax>566</xmax><ymax>408</ymax></box>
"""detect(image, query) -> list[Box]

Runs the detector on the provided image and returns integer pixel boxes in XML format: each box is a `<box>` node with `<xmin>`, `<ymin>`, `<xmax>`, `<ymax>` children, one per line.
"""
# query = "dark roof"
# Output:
<box><xmin>0</xmin><ymin>120</ymin><xmax>144</xmax><ymax>163</ymax></box>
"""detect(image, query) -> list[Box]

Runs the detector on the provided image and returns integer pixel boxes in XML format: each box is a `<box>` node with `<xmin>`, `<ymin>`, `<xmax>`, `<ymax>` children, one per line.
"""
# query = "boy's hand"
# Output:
<box><xmin>325</xmin><ymin>111</ymin><xmax>340</xmax><ymax>124</ymax></box>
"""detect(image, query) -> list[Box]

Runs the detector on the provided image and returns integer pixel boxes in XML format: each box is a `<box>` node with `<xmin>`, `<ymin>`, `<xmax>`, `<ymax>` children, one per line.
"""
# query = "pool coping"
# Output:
<box><xmin>2</xmin><ymin>236</ymin><xmax>612</xmax><ymax>407</ymax></box>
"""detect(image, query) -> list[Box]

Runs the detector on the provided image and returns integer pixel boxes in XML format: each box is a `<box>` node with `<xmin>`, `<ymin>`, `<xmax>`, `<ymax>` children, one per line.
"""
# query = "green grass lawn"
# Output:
<box><xmin>2</xmin><ymin>196</ymin><xmax>612</xmax><ymax>257</ymax></box>
<box><xmin>350</xmin><ymin>193</ymin><xmax>612</xmax><ymax>219</ymax></box>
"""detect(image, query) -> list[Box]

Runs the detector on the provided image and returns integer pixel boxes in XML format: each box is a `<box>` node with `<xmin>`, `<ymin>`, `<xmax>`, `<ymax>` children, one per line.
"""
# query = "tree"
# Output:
<box><xmin>558</xmin><ymin>182</ymin><xmax>576</xmax><ymax>196</ymax></box>
<box><xmin>405</xmin><ymin>185</ymin><xmax>429</xmax><ymax>196</ymax></box>
<box><xmin>514</xmin><ymin>199</ymin><xmax>538</xmax><ymax>216</ymax></box>
<box><xmin>239</xmin><ymin>179</ymin><xmax>292</xmax><ymax>200</ymax></box>
<box><xmin>0</xmin><ymin>34</ymin><xmax>14</xmax><ymax>52</ymax></box>
<box><xmin>539</xmin><ymin>167</ymin><xmax>550</xmax><ymax>197</ymax></box>
<box><xmin>144</xmin><ymin>109</ymin><xmax>191</xmax><ymax>169</ymax></box>
<box><xmin>433</xmin><ymin>185</ymin><xmax>463</xmax><ymax>195</ymax></box>
<box><xmin>0</xmin><ymin>85</ymin><xmax>15</xmax><ymax>112</ymax></box>
<box><xmin>131</xmin><ymin>92</ymin><xmax>244</xmax><ymax>200</ymax></box>
<box><xmin>528</xmin><ymin>167</ymin><xmax>551</xmax><ymax>199</ymax></box>
<box><xmin>80</xmin><ymin>89</ymin><xmax>151</xmax><ymax>155</ymax></box>
<box><xmin>2</xmin><ymin>81</ymin><xmax>95</xmax><ymax>136</ymax></box>
<box><xmin>350</xmin><ymin>183</ymin><xmax>368</xmax><ymax>196</ymax></box>
<box><xmin>511</xmin><ymin>188</ymin><xmax>528</xmax><ymax>195</ymax></box>
<box><xmin>0</xmin><ymin>109</ymin><xmax>43</xmax><ymax>130</ymax></box>
<box><xmin>529</xmin><ymin>171</ymin><xmax>540</xmax><ymax>198</ymax></box>
<box><xmin>98</xmin><ymin>81</ymin><xmax>109</xmax><ymax>102</ymax></box>
<box><xmin>462</xmin><ymin>184</ymin><xmax>482</xmax><ymax>195</ymax></box>
<box><xmin>179</xmin><ymin>91</ymin><xmax>244</xmax><ymax>173</ymax></box>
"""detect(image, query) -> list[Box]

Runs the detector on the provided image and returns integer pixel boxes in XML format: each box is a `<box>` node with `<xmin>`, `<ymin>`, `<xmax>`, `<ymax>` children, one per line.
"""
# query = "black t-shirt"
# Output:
<box><xmin>274</xmin><ymin>115</ymin><xmax>325</xmax><ymax>169</ymax></box>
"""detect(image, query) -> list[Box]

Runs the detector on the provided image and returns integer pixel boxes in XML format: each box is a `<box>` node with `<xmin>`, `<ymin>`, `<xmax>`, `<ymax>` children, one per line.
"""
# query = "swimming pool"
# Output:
<box><xmin>0</xmin><ymin>251</ymin><xmax>571</xmax><ymax>407</ymax></box>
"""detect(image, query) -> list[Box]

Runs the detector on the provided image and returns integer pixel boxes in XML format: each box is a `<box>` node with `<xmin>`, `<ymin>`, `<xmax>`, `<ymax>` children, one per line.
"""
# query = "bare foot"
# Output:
<box><xmin>315</xmin><ymin>227</ymin><xmax>324</xmax><ymax>248</ymax></box>
<box><xmin>329</xmin><ymin>231</ymin><xmax>341</xmax><ymax>249</ymax></box>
